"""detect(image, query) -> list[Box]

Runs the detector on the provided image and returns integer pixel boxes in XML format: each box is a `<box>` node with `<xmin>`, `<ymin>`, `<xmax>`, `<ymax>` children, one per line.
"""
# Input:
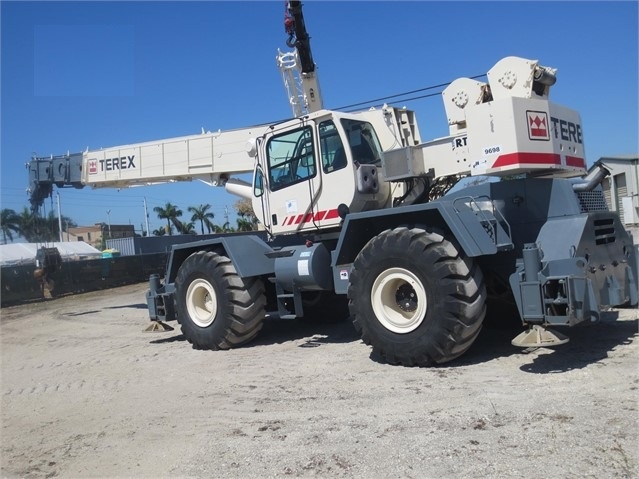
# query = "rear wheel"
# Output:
<box><xmin>175</xmin><ymin>251</ymin><xmax>266</xmax><ymax>349</ymax></box>
<box><xmin>348</xmin><ymin>227</ymin><xmax>486</xmax><ymax>366</ymax></box>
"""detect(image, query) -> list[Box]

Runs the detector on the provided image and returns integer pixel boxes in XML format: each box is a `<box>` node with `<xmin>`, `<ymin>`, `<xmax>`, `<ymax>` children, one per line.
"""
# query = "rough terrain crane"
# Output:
<box><xmin>26</xmin><ymin>2</ymin><xmax>637</xmax><ymax>366</ymax></box>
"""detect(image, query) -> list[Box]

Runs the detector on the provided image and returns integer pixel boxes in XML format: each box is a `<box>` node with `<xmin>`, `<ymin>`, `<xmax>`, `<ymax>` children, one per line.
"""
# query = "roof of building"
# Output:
<box><xmin>68</xmin><ymin>225</ymin><xmax>103</xmax><ymax>233</ymax></box>
<box><xmin>588</xmin><ymin>155</ymin><xmax>638</xmax><ymax>173</ymax></box>
<box><xmin>598</xmin><ymin>155</ymin><xmax>638</xmax><ymax>162</ymax></box>
<box><xmin>0</xmin><ymin>242</ymin><xmax>102</xmax><ymax>266</ymax></box>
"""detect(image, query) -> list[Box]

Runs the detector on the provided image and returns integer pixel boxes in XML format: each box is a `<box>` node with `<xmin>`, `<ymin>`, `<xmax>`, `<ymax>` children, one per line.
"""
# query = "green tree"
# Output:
<box><xmin>236</xmin><ymin>217</ymin><xmax>254</xmax><ymax>232</ymax></box>
<box><xmin>152</xmin><ymin>227</ymin><xmax>166</xmax><ymax>236</ymax></box>
<box><xmin>153</xmin><ymin>202</ymin><xmax>183</xmax><ymax>236</ymax></box>
<box><xmin>42</xmin><ymin>210</ymin><xmax>59</xmax><ymax>242</ymax></box>
<box><xmin>17</xmin><ymin>207</ymin><xmax>36</xmax><ymax>242</ymax></box>
<box><xmin>234</xmin><ymin>198</ymin><xmax>258</xmax><ymax>231</ymax></box>
<box><xmin>41</xmin><ymin>211</ymin><xmax>78</xmax><ymax>242</ymax></box>
<box><xmin>19</xmin><ymin>209</ymin><xmax>56</xmax><ymax>242</ymax></box>
<box><xmin>188</xmin><ymin>203</ymin><xmax>215</xmax><ymax>234</ymax></box>
<box><xmin>178</xmin><ymin>221</ymin><xmax>196</xmax><ymax>234</ymax></box>
<box><xmin>0</xmin><ymin>208</ymin><xmax>21</xmax><ymax>244</ymax></box>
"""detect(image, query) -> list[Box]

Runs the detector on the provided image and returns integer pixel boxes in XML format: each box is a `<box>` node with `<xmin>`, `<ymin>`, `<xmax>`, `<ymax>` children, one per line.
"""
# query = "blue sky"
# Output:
<box><xmin>1</xmin><ymin>1</ymin><xmax>638</xmax><ymax>236</ymax></box>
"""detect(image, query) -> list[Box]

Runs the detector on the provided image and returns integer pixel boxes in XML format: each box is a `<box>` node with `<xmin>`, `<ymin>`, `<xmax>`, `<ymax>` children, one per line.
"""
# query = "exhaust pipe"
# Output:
<box><xmin>572</xmin><ymin>164</ymin><xmax>610</xmax><ymax>192</ymax></box>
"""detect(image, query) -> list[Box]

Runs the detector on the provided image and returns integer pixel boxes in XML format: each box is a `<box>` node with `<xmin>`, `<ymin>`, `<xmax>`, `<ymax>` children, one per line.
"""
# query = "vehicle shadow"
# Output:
<box><xmin>146</xmin><ymin>314</ymin><xmax>359</xmax><ymax>347</ymax></box>
<box><xmin>146</xmin><ymin>310</ymin><xmax>637</xmax><ymax>371</ymax></box>
<box><xmin>106</xmin><ymin>303</ymin><xmax>149</xmax><ymax>310</ymax></box>
<box><xmin>448</xmin><ymin>310</ymin><xmax>638</xmax><ymax>372</ymax></box>
<box><xmin>252</xmin><ymin>315</ymin><xmax>360</xmax><ymax>347</ymax></box>
<box><xmin>148</xmin><ymin>333</ymin><xmax>186</xmax><ymax>344</ymax></box>
<box><xmin>517</xmin><ymin>313</ymin><xmax>638</xmax><ymax>374</ymax></box>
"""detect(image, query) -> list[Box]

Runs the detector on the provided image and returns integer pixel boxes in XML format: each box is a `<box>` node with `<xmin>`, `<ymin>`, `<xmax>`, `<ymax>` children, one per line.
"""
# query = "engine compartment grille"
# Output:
<box><xmin>576</xmin><ymin>189</ymin><xmax>608</xmax><ymax>213</ymax></box>
<box><xmin>594</xmin><ymin>218</ymin><xmax>616</xmax><ymax>245</ymax></box>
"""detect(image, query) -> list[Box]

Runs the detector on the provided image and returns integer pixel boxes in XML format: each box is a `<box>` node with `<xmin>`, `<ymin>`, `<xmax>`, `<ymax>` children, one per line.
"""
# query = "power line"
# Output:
<box><xmin>334</xmin><ymin>73</ymin><xmax>487</xmax><ymax>111</ymax></box>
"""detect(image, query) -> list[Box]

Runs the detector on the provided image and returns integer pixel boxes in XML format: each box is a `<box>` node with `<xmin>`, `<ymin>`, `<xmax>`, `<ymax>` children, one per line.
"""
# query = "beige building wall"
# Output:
<box><xmin>66</xmin><ymin>224</ymin><xmax>135</xmax><ymax>248</ymax></box>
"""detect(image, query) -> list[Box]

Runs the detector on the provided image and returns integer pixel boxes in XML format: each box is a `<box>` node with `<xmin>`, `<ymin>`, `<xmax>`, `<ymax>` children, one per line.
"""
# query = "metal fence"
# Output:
<box><xmin>1</xmin><ymin>252</ymin><xmax>167</xmax><ymax>307</ymax></box>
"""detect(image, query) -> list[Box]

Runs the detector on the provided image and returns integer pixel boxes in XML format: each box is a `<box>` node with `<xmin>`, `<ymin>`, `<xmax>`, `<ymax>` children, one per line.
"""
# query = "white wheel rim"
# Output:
<box><xmin>186</xmin><ymin>278</ymin><xmax>218</xmax><ymax>328</ymax></box>
<box><xmin>371</xmin><ymin>267</ymin><xmax>427</xmax><ymax>334</ymax></box>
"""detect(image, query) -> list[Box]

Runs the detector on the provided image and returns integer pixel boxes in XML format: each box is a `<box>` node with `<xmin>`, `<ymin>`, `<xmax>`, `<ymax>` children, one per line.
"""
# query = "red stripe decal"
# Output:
<box><xmin>282</xmin><ymin>209</ymin><xmax>340</xmax><ymax>227</ymax></box>
<box><xmin>324</xmin><ymin>209</ymin><xmax>339</xmax><ymax>220</ymax></box>
<box><xmin>492</xmin><ymin>153</ymin><xmax>561</xmax><ymax>168</ymax></box>
<box><xmin>313</xmin><ymin>211</ymin><xmax>326</xmax><ymax>221</ymax></box>
<box><xmin>565</xmin><ymin>156</ymin><xmax>586</xmax><ymax>168</ymax></box>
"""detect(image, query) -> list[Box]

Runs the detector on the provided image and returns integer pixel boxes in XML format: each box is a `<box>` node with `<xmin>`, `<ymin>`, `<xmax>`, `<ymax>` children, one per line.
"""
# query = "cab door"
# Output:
<box><xmin>262</xmin><ymin>123</ymin><xmax>324</xmax><ymax>235</ymax></box>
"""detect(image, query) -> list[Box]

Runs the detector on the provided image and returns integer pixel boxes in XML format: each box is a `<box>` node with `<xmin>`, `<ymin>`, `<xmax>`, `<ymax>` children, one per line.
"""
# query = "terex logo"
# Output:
<box><xmin>526</xmin><ymin>110</ymin><xmax>583</xmax><ymax>145</ymax></box>
<box><xmin>527</xmin><ymin>111</ymin><xmax>550</xmax><ymax>140</ymax></box>
<box><xmin>550</xmin><ymin>117</ymin><xmax>583</xmax><ymax>144</ymax></box>
<box><xmin>88</xmin><ymin>155</ymin><xmax>137</xmax><ymax>175</ymax></box>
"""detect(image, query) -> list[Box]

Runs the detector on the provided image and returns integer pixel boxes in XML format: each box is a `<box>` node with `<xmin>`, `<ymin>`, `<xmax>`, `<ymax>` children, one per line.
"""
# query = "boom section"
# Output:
<box><xmin>278</xmin><ymin>0</ymin><xmax>323</xmax><ymax>117</ymax></box>
<box><xmin>81</xmin><ymin>126</ymin><xmax>262</xmax><ymax>187</ymax></box>
<box><xmin>27</xmin><ymin>124</ymin><xmax>266</xmax><ymax>210</ymax></box>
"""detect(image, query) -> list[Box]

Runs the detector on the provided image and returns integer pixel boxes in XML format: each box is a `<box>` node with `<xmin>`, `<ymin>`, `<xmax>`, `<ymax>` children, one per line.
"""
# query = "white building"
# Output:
<box><xmin>592</xmin><ymin>155</ymin><xmax>638</xmax><ymax>243</ymax></box>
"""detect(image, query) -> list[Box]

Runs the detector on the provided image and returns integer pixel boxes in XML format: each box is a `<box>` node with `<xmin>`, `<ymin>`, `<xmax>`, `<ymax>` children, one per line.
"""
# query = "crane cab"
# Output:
<box><xmin>251</xmin><ymin>111</ymin><xmax>392</xmax><ymax>236</ymax></box>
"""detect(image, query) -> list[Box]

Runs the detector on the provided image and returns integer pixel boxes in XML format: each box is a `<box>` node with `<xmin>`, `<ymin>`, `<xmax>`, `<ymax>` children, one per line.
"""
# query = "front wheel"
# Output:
<box><xmin>348</xmin><ymin>227</ymin><xmax>486</xmax><ymax>366</ymax></box>
<box><xmin>175</xmin><ymin>250</ymin><xmax>266</xmax><ymax>350</ymax></box>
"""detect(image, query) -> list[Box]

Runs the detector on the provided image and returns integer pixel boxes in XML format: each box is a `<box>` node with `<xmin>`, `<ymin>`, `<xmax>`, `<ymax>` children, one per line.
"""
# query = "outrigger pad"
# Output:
<box><xmin>144</xmin><ymin>321</ymin><xmax>174</xmax><ymax>332</ymax></box>
<box><xmin>511</xmin><ymin>325</ymin><xmax>569</xmax><ymax>348</ymax></box>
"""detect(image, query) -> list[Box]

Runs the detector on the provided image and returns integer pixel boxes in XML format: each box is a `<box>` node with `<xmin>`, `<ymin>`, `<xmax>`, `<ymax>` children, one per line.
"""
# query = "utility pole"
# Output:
<box><xmin>56</xmin><ymin>192</ymin><xmax>63</xmax><ymax>243</ymax></box>
<box><xmin>144</xmin><ymin>197</ymin><xmax>150</xmax><ymax>237</ymax></box>
<box><xmin>106</xmin><ymin>209</ymin><xmax>112</xmax><ymax>239</ymax></box>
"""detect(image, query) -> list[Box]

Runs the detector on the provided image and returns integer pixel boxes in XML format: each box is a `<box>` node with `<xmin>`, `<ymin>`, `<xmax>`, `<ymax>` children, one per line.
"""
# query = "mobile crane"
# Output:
<box><xmin>26</xmin><ymin>2</ymin><xmax>637</xmax><ymax>366</ymax></box>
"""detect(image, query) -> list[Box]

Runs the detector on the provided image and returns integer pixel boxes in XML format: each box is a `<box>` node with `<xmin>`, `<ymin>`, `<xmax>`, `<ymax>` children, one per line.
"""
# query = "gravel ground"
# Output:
<box><xmin>1</xmin><ymin>282</ymin><xmax>637</xmax><ymax>478</ymax></box>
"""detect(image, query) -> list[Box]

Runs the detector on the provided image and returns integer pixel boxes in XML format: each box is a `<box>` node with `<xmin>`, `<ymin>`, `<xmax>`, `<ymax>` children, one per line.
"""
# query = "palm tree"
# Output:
<box><xmin>178</xmin><ymin>221</ymin><xmax>196</xmax><ymax>234</ymax></box>
<box><xmin>152</xmin><ymin>227</ymin><xmax>166</xmax><ymax>236</ymax></box>
<box><xmin>188</xmin><ymin>203</ymin><xmax>215</xmax><ymax>234</ymax></box>
<box><xmin>234</xmin><ymin>198</ymin><xmax>259</xmax><ymax>232</ymax></box>
<box><xmin>153</xmin><ymin>202</ymin><xmax>183</xmax><ymax>236</ymax></box>
<box><xmin>17</xmin><ymin>207</ymin><xmax>36</xmax><ymax>242</ymax></box>
<box><xmin>17</xmin><ymin>208</ymin><xmax>54</xmax><ymax>242</ymax></box>
<box><xmin>0</xmin><ymin>208</ymin><xmax>21</xmax><ymax>244</ymax></box>
<box><xmin>236</xmin><ymin>217</ymin><xmax>254</xmax><ymax>232</ymax></box>
<box><xmin>42</xmin><ymin>210</ymin><xmax>78</xmax><ymax>242</ymax></box>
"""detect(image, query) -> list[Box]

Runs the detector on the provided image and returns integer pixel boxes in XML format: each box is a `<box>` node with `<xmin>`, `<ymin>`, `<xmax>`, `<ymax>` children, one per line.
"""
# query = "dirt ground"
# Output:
<box><xmin>1</xmin><ymin>282</ymin><xmax>637</xmax><ymax>478</ymax></box>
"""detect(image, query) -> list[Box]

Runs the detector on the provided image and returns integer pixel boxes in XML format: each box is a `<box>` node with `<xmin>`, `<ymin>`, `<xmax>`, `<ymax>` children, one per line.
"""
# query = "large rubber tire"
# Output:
<box><xmin>175</xmin><ymin>251</ymin><xmax>266</xmax><ymax>350</ymax></box>
<box><xmin>348</xmin><ymin>227</ymin><xmax>486</xmax><ymax>366</ymax></box>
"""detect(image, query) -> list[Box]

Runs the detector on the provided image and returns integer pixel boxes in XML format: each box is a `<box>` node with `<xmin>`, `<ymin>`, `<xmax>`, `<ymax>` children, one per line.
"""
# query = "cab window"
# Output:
<box><xmin>253</xmin><ymin>166</ymin><xmax>264</xmax><ymax>197</ymax></box>
<box><xmin>266</xmin><ymin>126</ymin><xmax>316</xmax><ymax>191</ymax></box>
<box><xmin>340</xmin><ymin>119</ymin><xmax>384</xmax><ymax>166</ymax></box>
<box><xmin>319</xmin><ymin>120</ymin><xmax>347</xmax><ymax>173</ymax></box>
